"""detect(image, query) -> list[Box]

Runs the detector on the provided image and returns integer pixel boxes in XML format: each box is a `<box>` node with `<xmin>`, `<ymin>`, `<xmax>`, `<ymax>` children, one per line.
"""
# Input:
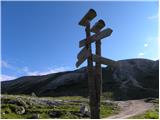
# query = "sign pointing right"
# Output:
<box><xmin>79</xmin><ymin>28</ymin><xmax>113</xmax><ymax>48</ymax></box>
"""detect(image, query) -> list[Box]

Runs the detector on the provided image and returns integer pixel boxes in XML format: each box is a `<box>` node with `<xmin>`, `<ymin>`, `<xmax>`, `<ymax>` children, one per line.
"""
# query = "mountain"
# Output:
<box><xmin>1</xmin><ymin>58</ymin><xmax>159</xmax><ymax>100</ymax></box>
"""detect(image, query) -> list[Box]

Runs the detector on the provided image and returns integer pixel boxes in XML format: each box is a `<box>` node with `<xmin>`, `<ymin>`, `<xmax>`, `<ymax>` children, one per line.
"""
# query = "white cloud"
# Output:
<box><xmin>1</xmin><ymin>60</ymin><xmax>13</xmax><ymax>68</ymax></box>
<box><xmin>0</xmin><ymin>66</ymin><xmax>70</xmax><ymax>81</ymax></box>
<box><xmin>148</xmin><ymin>14</ymin><xmax>158</xmax><ymax>20</ymax></box>
<box><xmin>138</xmin><ymin>52</ymin><xmax>145</xmax><ymax>56</ymax></box>
<box><xmin>0</xmin><ymin>74</ymin><xmax>16</xmax><ymax>81</ymax></box>
<box><xmin>26</xmin><ymin>66</ymin><xmax>70</xmax><ymax>76</ymax></box>
<box><xmin>1</xmin><ymin>59</ymin><xmax>71</xmax><ymax>78</ymax></box>
<box><xmin>144</xmin><ymin>43</ymin><xmax>148</xmax><ymax>47</ymax></box>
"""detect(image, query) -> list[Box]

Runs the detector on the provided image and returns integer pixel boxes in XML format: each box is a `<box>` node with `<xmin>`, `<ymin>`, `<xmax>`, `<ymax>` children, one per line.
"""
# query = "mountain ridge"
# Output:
<box><xmin>1</xmin><ymin>58</ymin><xmax>159</xmax><ymax>100</ymax></box>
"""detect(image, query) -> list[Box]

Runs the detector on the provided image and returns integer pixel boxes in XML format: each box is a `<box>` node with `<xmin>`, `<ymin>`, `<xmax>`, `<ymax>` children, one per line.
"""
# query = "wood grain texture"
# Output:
<box><xmin>79</xmin><ymin>9</ymin><xmax>97</xmax><ymax>26</ymax></box>
<box><xmin>76</xmin><ymin>49</ymin><xmax>91</xmax><ymax>68</ymax></box>
<box><xmin>92</xmin><ymin>54</ymin><xmax>117</xmax><ymax>66</ymax></box>
<box><xmin>77</xmin><ymin>47</ymin><xmax>90</xmax><ymax>60</ymax></box>
<box><xmin>79</xmin><ymin>28</ymin><xmax>113</xmax><ymax>48</ymax></box>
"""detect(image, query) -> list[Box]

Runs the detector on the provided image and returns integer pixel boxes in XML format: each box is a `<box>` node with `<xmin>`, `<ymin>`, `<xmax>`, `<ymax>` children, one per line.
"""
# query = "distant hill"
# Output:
<box><xmin>1</xmin><ymin>58</ymin><xmax>159</xmax><ymax>100</ymax></box>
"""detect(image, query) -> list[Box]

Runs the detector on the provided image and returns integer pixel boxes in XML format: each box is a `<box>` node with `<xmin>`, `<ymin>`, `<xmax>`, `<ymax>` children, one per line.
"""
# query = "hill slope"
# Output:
<box><xmin>1</xmin><ymin>58</ymin><xmax>159</xmax><ymax>100</ymax></box>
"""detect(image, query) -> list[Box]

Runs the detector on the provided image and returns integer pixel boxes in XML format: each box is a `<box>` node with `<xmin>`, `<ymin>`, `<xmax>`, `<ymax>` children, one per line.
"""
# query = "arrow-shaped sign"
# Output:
<box><xmin>76</xmin><ymin>48</ymin><xmax>91</xmax><ymax>68</ymax></box>
<box><xmin>79</xmin><ymin>28</ymin><xmax>112</xmax><ymax>48</ymax></box>
<box><xmin>79</xmin><ymin>9</ymin><xmax>97</xmax><ymax>26</ymax></box>
<box><xmin>92</xmin><ymin>54</ymin><xmax>117</xmax><ymax>67</ymax></box>
<box><xmin>77</xmin><ymin>47</ymin><xmax>90</xmax><ymax>60</ymax></box>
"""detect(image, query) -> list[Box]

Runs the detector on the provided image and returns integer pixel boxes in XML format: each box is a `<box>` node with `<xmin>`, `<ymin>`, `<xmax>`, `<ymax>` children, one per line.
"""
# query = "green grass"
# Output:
<box><xmin>42</xmin><ymin>96</ymin><xmax>87</xmax><ymax>101</ymax></box>
<box><xmin>130</xmin><ymin>110</ymin><xmax>159</xmax><ymax>119</ymax></box>
<box><xmin>1</xmin><ymin>94</ymin><xmax>119</xmax><ymax>119</ymax></box>
<box><xmin>101</xmin><ymin>92</ymin><xmax>114</xmax><ymax>100</ymax></box>
<box><xmin>1</xmin><ymin>104</ymin><xmax>24</xmax><ymax>119</ymax></box>
<box><xmin>100</xmin><ymin>102</ymin><xmax>119</xmax><ymax>118</ymax></box>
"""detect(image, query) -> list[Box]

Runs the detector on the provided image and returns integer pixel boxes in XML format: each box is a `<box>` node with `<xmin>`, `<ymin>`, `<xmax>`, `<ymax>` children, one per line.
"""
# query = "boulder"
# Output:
<box><xmin>9</xmin><ymin>98</ymin><xmax>29</xmax><ymax>108</ymax></box>
<box><xmin>15</xmin><ymin>106</ymin><xmax>25</xmax><ymax>115</ymax></box>
<box><xmin>31</xmin><ymin>92</ymin><xmax>37</xmax><ymax>97</ymax></box>
<box><xmin>80</xmin><ymin>105</ymin><xmax>90</xmax><ymax>117</ymax></box>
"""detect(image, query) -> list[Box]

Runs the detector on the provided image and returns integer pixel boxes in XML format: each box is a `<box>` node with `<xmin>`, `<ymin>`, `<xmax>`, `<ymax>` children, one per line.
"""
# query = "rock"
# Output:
<box><xmin>31</xmin><ymin>92</ymin><xmax>37</xmax><ymax>97</ymax></box>
<box><xmin>15</xmin><ymin>106</ymin><xmax>25</xmax><ymax>115</ymax></box>
<box><xmin>28</xmin><ymin>98</ymin><xmax>60</xmax><ymax>106</ymax></box>
<box><xmin>9</xmin><ymin>98</ymin><xmax>29</xmax><ymax>108</ymax></box>
<box><xmin>80</xmin><ymin>105</ymin><xmax>90</xmax><ymax>117</ymax></box>
<box><xmin>104</xmin><ymin>100</ymin><xmax>114</xmax><ymax>105</ymax></box>
<box><xmin>49</xmin><ymin>110</ymin><xmax>62</xmax><ymax>118</ymax></box>
<box><xmin>28</xmin><ymin>113</ymin><xmax>40</xmax><ymax>119</ymax></box>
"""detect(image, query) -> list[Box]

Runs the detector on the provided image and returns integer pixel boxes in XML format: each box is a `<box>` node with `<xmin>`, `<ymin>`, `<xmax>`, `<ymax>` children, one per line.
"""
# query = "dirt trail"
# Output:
<box><xmin>106</xmin><ymin>99</ymin><xmax>153</xmax><ymax>119</ymax></box>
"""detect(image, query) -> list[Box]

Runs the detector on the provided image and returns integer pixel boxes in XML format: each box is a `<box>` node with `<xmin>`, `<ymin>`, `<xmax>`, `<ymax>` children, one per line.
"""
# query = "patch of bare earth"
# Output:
<box><xmin>106</xmin><ymin>99</ymin><xmax>153</xmax><ymax>119</ymax></box>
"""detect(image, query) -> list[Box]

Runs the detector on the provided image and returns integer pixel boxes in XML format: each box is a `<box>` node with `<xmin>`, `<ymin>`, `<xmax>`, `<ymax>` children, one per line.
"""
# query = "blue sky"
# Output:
<box><xmin>1</xmin><ymin>1</ymin><xmax>158</xmax><ymax>81</ymax></box>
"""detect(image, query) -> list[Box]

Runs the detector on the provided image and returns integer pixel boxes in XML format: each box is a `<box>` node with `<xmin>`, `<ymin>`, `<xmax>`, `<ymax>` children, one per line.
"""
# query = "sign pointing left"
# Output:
<box><xmin>76</xmin><ymin>47</ymin><xmax>91</xmax><ymax>68</ymax></box>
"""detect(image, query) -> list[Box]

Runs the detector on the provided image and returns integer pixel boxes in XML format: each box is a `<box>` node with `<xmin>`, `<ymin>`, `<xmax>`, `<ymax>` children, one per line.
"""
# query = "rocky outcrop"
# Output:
<box><xmin>108</xmin><ymin>59</ymin><xmax>159</xmax><ymax>100</ymax></box>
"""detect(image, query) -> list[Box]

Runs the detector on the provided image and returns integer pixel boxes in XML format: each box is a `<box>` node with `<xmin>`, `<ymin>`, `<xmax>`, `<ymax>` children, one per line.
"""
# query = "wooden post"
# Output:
<box><xmin>95</xmin><ymin>39</ymin><xmax>102</xmax><ymax>118</ymax></box>
<box><xmin>90</xmin><ymin>19</ymin><xmax>105</xmax><ymax>118</ymax></box>
<box><xmin>85</xmin><ymin>21</ymin><xmax>98</xmax><ymax>119</ymax></box>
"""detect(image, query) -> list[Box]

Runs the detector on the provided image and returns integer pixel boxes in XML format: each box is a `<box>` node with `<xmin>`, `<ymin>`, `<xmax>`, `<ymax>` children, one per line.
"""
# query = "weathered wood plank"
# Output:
<box><xmin>79</xmin><ymin>28</ymin><xmax>113</xmax><ymax>48</ymax></box>
<box><xmin>91</xmin><ymin>19</ymin><xmax>105</xmax><ymax>33</ymax></box>
<box><xmin>76</xmin><ymin>59</ymin><xmax>85</xmax><ymax>68</ymax></box>
<box><xmin>79</xmin><ymin>9</ymin><xmax>97</xmax><ymax>26</ymax></box>
<box><xmin>77</xmin><ymin>47</ymin><xmax>90</xmax><ymax>60</ymax></box>
<box><xmin>76</xmin><ymin>49</ymin><xmax>91</xmax><ymax>68</ymax></box>
<box><xmin>92</xmin><ymin>54</ymin><xmax>117</xmax><ymax>66</ymax></box>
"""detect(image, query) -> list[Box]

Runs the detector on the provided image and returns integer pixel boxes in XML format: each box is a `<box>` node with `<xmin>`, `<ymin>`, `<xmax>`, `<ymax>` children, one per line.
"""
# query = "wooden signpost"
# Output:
<box><xmin>76</xmin><ymin>9</ymin><xmax>114</xmax><ymax>119</ymax></box>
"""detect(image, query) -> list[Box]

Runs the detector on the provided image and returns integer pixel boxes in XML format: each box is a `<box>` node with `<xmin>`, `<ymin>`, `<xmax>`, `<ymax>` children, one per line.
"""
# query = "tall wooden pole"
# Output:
<box><xmin>85</xmin><ymin>21</ymin><xmax>98</xmax><ymax>119</ymax></box>
<box><xmin>95</xmin><ymin>38</ymin><xmax>102</xmax><ymax>118</ymax></box>
<box><xmin>90</xmin><ymin>19</ymin><xmax>105</xmax><ymax>119</ymax></box>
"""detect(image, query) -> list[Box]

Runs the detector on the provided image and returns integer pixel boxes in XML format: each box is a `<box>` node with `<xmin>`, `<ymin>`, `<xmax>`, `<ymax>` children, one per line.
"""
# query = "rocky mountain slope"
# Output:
<box><xmin>1</xmin><ymin>58</ymin><xmax>159</xmax><ymax>100</ymax></box>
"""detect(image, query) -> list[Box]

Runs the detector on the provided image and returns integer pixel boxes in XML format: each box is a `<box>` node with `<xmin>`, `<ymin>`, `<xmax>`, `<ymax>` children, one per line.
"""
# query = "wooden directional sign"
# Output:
<box><xmin>92</xmin><ymin>54</ymin><xmax>117</xmax><ymax>66</ymax></box>
<box><xmin>91</xmin><ymin>19</ymin><xmax>105</xmax><ymax>33</ymax></box>
<box><xmin>79</xmin><ymin>9</ymin><xmax>97</xmax><ymax>26</ymax></box>
<box><xmin>77</xmin><ymin>47</ymin><xmax>90</xmax><ymax>60</ymax></box>
<box><xmin>79</xmin><ymin>28</ymin><xmax>113</xmax><ymax>48</ymax></box>
<box><xmin>76</xmin><ymin>48</ymin><xmax>91</xmax><ymax>68</ymax></box>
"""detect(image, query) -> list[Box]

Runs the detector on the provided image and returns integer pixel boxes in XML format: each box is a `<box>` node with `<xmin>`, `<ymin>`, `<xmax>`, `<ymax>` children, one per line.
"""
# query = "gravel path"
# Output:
<box><xmin>106</xmin><ymin>99</ymin><xmax>153</xmax><ymax>119</ymax></box>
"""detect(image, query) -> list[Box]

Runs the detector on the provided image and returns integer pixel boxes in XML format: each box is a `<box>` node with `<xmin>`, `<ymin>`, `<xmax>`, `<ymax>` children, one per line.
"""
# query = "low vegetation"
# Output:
<box><xmin>1</xmin><ymin>94</ymin><xmax>119</xmax><ymax>119</ymax></box>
